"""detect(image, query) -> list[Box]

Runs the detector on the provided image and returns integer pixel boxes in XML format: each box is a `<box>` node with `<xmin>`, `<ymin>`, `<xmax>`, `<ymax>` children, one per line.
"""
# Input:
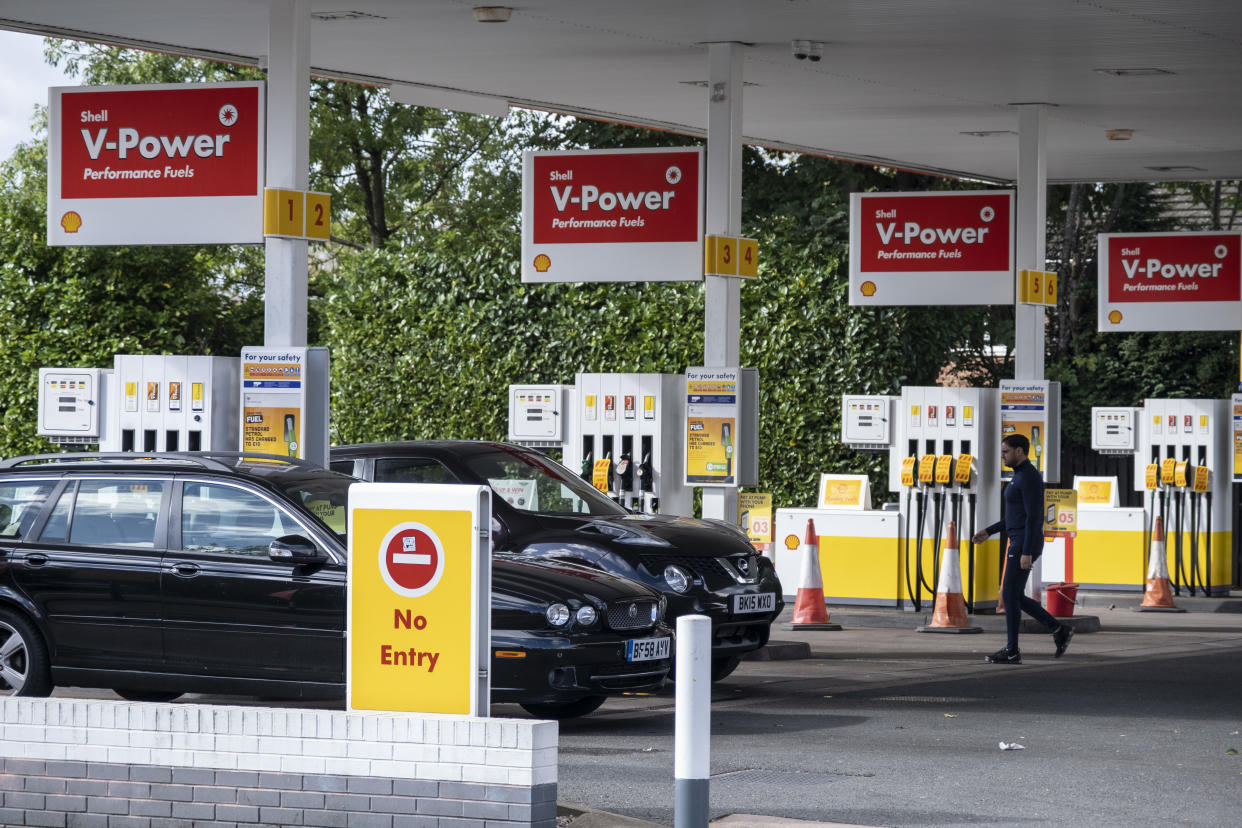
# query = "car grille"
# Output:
<box><xmin>605</xmin><ymin>599</ymin><xmax>658</xmax><ymax>631</ymax></box>
<box><xmin>638</xmin><ymin>554</ymin><xmax>729</xmax><ymax>583</ymax></box>
<box><xmin>589</xmin><ymin>661</ymin><xmax>669</xmax><ymax>691</ymax></box>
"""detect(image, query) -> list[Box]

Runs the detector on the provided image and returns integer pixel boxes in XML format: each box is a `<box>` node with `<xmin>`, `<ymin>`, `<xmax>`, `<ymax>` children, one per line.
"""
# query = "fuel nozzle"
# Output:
<box><xmin>616</xmin><ymin>453</ymin><xmax>633</xmax><ymax>490</ymax></box>
<box><xmin>636</xmin><ymin>451</ymin><xmax>654</xmax><ymax>492</ymax></box>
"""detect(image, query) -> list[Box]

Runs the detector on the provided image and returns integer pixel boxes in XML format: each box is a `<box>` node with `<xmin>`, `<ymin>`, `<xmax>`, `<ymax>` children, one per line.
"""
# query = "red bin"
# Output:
<box><xmin>1044</xmin><ymin>582</ymin><xmax>1078</xmax><ymax>617</ymax></box>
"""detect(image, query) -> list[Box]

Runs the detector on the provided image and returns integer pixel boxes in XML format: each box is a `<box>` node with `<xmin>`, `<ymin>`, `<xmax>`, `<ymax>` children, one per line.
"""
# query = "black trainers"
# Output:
<box><xmin>986</xmin><ymin>647</ymin><xmax>1021</xmax><ymax>664</ymax></box>
<box><xmin>1053</xmin><ymin>624</ymin><xmax>1074</xmax><ymax>658</ymax></box>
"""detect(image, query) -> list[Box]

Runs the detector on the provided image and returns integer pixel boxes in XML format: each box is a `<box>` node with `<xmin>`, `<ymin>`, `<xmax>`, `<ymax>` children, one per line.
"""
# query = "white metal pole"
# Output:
<box><xmin>1014</xmin><ymin>104</ymin><xmax>1047</xmax><ymax>381</ymax></box>
<box><xmin>264</xmin><ymin>0</ymin><xmax>310</xmax><ymax>347</ymax></box>
<box><xmin>702</xmin><ymin>42</ymin><xmax>743</xmax><ymax>522</ymax></box>
<box><xmin>674</xmin><ymin>614</ymin><xmax>712</xmax><ymax>828</ymax></box>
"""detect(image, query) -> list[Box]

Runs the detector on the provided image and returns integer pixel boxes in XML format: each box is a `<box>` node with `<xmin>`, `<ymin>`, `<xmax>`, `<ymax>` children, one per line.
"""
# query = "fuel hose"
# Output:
<box><xmin>966</xmin><ymin>491</ymin><xmax>977</xmax><ymax>613</ymax></box>
<box><xmin>1204</xmin><ymin>490</ymin><xmax>1213</xmax><ymax>596</ymax></box>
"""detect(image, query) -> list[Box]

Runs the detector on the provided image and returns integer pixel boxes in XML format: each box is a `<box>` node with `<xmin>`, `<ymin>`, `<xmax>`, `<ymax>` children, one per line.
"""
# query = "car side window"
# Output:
<box><xmin>181</xmin><ymin>482</ymin><xmax>300</xmax><ymax>558</ymax></box>
<box><xmin>67</xmin><ymin>480</ymin><xmax>164</xmax><ymax>548</ymax></box>
<box><xmin>328</xmin><ymin>460</ymin><xmax>355</xmax><ymax>476</ymax></box>
<box><xmin>374</xmin><ymin>457</ymin><xmax>459</xmax><ymax>484</ymax></box>
<box><xmin>0</xmin><ymin>482</ymin><xmax>55</xmax><ymax>541</ymax></box>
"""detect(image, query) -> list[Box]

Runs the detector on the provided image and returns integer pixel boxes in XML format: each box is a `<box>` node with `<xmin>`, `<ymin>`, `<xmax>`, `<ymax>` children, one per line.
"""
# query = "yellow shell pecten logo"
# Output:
<box><xmin>784</xmin><ymin>533</ymin><xmax>800</xmax><ymax>550</ymax></box>
<box><xmin>860</xmin><ymin>280</ymin><xmax>877</xmax><ymax>297</ymax></box>
<box><xmin>1107</xmin><ymin>309</ymin><xmax>1123</xmax><ymax>324</ymax></box>
<box><xmin>61</xmin><ymin>211</ymin><xmax>82</xmax><ymax>233</ymax></box>
<box><xmin>533</xmin><ymin>253</ymin><xmax>551</xmax><ymax>273</ymax></box>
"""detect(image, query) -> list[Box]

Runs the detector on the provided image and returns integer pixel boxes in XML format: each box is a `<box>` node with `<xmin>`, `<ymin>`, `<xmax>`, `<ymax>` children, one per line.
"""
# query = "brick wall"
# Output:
<box><xmin>0</xmin><ymin>698</ymin><xmax>557</xmax><ymax>828</ymax></box>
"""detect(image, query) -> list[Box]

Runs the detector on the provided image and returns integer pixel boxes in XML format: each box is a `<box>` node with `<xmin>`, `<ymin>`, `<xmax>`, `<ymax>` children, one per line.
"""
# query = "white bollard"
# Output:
<box><xmin>675</xmin><ymin>614</ymin><xmax>711</xmax><ymax>828</ymax></box>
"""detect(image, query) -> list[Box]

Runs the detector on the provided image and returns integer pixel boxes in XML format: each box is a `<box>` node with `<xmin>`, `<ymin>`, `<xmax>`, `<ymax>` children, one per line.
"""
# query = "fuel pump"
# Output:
<box><xmin>1173</xmin><ymin>458</ymin><xmax>1192</xmax><ymax>595</ymax></box>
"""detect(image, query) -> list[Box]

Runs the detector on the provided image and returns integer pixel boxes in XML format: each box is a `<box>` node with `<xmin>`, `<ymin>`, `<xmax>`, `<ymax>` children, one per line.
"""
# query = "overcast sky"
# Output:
<box><xmin>0</xmin><ymin>29</ymin><xmax>75</xmax><ymax>161</ymax></box>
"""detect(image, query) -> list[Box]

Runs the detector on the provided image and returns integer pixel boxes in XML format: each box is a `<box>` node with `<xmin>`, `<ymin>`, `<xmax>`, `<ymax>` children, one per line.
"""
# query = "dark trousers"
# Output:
<box><xmin>1002</xmin><ymin>543</ymin><xmax>1059</xmax><ymax>651</ymax></box>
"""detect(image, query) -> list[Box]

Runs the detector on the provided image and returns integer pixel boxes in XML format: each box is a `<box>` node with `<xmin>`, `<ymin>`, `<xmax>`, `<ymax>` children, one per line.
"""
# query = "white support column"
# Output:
<box><xmin>264</xmin><ymin>0</ymin><xmax>310</xmax><ymax>347</ymax></box>
<box><xmin>1014</xmin><ymin>104</ymin><xmax>1047</xmax><ymax>380</ymax></box>
<box><xmin>701</xmin><ymin>42</ymin><xmax>743</xmax><ymax>522</ymax></box>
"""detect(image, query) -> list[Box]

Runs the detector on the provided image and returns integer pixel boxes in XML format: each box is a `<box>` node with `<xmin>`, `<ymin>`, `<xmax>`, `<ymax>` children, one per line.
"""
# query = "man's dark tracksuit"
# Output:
<box><xmin>984</xmin><ymin>459</ymin><xmax>1059</xmax><ymax>651</ymax></box>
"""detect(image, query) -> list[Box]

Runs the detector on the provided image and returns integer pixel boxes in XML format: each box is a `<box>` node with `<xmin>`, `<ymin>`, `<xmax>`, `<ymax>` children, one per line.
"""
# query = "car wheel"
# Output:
<box><xmin>0</xmin><ymin>609</ymin><xmax>52</xmax><ymax>697</ymax></box>
<box><xmin>113</xmin><ymin>689</ymin><xmax>183</xmax><ymax>703</ymax></box>
<box><xmin>710</xmin><ymin>655</ymin><xmax>741</xmax><ymax>682</ymax></box>
<box><xmin>519</xmin><ymin>695</ymin><xmax>607</xmax><ymax>720</ymax></box>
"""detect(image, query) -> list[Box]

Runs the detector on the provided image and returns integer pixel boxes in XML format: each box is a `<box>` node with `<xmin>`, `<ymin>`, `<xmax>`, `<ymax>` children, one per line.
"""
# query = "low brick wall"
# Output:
<box><xmin>0</xmin><ymin>698</ymin><xmax>556</xmax><ymax>827</ymax></box>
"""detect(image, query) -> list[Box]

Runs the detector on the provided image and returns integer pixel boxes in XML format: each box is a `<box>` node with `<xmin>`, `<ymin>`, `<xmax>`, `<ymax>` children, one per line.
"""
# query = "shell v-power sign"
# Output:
<box><xmin>47</xmin><ymin>82</ymin><xmax>265</xmax><ymax>245</ymax></box>
<box><xmin>522</xmin><ymin>147</ymin><xmax>704</xmax><ymax>282</ymax></box>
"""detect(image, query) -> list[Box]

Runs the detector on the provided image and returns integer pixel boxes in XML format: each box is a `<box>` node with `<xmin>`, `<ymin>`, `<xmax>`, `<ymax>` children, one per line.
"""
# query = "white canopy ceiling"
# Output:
<box><xmin>4</xmin><ymin>0</ymin><xmax>1241</xmax><ymax>183</ymax></box>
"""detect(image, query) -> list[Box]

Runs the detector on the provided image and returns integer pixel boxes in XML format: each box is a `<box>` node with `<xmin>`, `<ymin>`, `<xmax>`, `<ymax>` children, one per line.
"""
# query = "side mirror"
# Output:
<box><xmin>269</xmin><ymin>534</ymin><xmax>328</xmax><ymax>564</ymax></box>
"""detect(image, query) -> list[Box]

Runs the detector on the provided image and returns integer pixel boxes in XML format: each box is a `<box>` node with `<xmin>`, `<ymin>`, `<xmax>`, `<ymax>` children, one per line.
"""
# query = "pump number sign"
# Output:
<box><xmin>1098</xmin><ymin>232</ymin><xmax>1242</xmax><ymax>331</ymax></box>
<box><xmin>47</xmin><ymin>82</ymin><xmax>265</xmax><ymax>246</ymax></box>
<box><xmin>849</xmin><ymin>191</ymin><xmax>1014</xmax><ymax>305</ymax></box>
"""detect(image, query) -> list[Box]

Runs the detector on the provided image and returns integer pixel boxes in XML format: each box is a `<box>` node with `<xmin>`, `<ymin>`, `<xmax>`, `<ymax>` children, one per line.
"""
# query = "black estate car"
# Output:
<box><xmin>0</xmin><ymin>453</ymin><xmax>671</xmax><ymax>718</ymax></box>
<box><xmin>332</xmin><ymin>441</ymin><xmax>784</xmax><ymax>681</ymax></box>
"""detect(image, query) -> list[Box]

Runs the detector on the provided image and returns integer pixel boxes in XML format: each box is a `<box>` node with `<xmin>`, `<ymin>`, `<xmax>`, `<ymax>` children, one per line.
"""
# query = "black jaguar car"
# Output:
<box><xmin>332</xmin><ymin>440</ymin><xmax>784</xmax><ymax>681</ymax></box>
<box><xmin>0</xmin><ymin>452</ymin><xmax>671</xmax><ymax>718</ymax></box>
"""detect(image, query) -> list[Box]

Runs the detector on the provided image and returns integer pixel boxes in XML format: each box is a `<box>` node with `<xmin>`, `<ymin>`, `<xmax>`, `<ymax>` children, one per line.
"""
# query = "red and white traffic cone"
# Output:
<box><xmin>785</xmin><ymin>518</ymin><xmax>841</xmax><ymax>631</ymax></box>
<box><xmin>918</xmin><ymin>521</ymin><xmax>981</xmax><ymax>634</ymax></box>
<box><xmin>1137</xmin><ymin>515</ymin><xmax>1185</xmax><ymax>613</ymax></box>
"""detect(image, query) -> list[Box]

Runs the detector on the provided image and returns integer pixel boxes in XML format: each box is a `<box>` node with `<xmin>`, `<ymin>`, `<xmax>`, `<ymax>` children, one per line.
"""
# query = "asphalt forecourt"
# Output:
<box><xmin>51</xmin><ymin>600</ymin><xmax>1242</xmax><ymax>827</ymax></box>
<box><xmin>546</xmin><ymin>602</ymin><xmax>1242</xmax><ymax>827</ymax></box>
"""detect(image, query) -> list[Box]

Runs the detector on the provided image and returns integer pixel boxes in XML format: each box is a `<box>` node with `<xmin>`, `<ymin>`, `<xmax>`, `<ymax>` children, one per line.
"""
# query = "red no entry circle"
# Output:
<box><xmin>378</xmin><ymin>522</ymin><xmax>445</xmax><ymax>597</ymax></box>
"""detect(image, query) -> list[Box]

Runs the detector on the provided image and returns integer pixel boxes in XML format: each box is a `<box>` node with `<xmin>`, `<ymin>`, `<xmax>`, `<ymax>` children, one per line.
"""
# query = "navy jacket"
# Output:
<box><xmin>985</xmin><ymin>459</ymin><xmax>1044</xmax><ymax>559</ymax></box>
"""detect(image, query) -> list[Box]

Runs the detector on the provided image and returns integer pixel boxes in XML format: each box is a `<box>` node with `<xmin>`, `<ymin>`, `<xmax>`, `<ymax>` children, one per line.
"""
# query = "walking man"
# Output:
<box><xmin>972</xmin><ymin>434</ymin><xmax>1073</xmax><ymax>664</ymax></box>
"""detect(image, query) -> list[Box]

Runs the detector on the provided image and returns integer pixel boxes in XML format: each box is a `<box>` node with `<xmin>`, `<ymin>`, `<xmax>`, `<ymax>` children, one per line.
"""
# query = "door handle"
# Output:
<box><xmin>24</xmin><ymin>553</ymin><xmax>49</xmax><ymax>567</ymax></box>
<box><xmin>170</xmin><ymin>562</ymin><xmax>200</xmax><ymax>577</ymax></box>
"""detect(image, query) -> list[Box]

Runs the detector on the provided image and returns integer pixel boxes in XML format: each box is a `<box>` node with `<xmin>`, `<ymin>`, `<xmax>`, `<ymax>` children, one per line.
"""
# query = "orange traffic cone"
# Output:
<box><xmin>785</xmin><ymin>518</ymin><xmax>842</xmax><ymax>631</ymax></box>
<box><xmin>918</xmin><ymin>521</ymin><xmax>982</xmax><ymax>634</ymax></box>
<box><xmin>1136</xmin><ymin>515</ymin><xmax>1186</xmax><ymax>613</ymax></box>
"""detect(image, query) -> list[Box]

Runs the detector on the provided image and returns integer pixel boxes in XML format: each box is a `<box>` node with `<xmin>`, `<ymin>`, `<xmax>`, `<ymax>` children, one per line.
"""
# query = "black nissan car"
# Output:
<box><xmin>0</xmin><ymin>453</ymin><xmax>671</xmax><ymax>718</ymax></box>
<box><xmin>332</xmin><ymin>441</ymin><xmax>784</xmax><ymax>681</ymax></box>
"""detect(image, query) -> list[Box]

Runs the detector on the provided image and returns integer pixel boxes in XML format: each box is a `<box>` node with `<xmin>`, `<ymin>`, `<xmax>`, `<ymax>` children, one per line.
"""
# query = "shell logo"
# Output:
<box><xmin>783</xmin><ymin>533</ymin><xmax>800</xmax><ymax>550</ymax></box>
<box><xmin>860</xmin><ymin>280</ymin><xmax>877</xmax><ymax>297</ymax></box>
<box><xmin>1107</xmin><ymin>309</ymin><xmax>1123</xmax><ymax>324</ymax></box>
<box><xmin>60</xmin><ymin>211</ymin><xmax>82</xmax><ymax>233</ymax></box>
<box><xmin>533</xmin><ymin>253</ymin><xmax>551</xmax><ymax>273</ymax></box>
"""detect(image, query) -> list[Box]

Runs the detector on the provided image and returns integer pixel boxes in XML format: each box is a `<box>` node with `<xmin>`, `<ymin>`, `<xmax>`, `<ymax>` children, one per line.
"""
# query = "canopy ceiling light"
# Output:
<box><xmin>473</xmin><ymin>6</ymin><xmax>513</xmax><ymax>23</ymax></box>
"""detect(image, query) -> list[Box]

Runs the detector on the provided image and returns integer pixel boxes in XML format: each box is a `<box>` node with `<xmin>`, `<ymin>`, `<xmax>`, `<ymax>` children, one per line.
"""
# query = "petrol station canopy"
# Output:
<box><xmin>3</xmin><ymin>0</ymin><xmax>1241</xmax><ymax>185</ymax></box>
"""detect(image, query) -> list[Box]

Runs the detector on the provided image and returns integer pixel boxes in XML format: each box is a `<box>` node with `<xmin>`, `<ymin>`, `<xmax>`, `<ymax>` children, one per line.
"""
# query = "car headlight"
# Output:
<box><xmin>663</xmin><ymin>564</ymin><xmax>691</xmax><ymax>593</ymax></box>
<box><xmin>546</xmin><ymin>603</ymin><xmax>570</xmax><ymax>626</ymax></box>
<box><xmin>575</xmin><ymin>605</ymin><xmax>598</xmax><ymax>626</ymax></box>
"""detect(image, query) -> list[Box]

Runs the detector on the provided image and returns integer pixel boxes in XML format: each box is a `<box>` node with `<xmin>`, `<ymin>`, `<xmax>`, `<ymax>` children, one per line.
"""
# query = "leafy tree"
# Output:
<box><xmin>0</xmin><ymin>137</ymin><xmax>263</xmax><ymax>457</ymax></box>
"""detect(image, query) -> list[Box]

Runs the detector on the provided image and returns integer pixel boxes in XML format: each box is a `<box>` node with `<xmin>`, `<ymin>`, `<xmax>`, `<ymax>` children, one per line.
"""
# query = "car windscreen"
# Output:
<box><xmin>461</xmin><ymin>448</ymin><xmax>626</xmax><ymax>517</ymax></box>
<box><xmin>263</xmin><ymin>469</ymin><xmax>353</xmax><ymax>545</ymax></box>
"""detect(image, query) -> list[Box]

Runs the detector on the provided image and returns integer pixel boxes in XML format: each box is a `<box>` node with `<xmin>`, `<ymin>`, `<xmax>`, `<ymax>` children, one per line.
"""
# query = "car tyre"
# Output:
<box><xmin>0</xmin><ymin>609</ymin><xmax>52</xmax><ymax>697</ymax></box>
<box><xmin>709</xmin><ymin>655</ymin><xmax>742</xmax><ymax>682</ymax></box>
<box><xmin>113</xmin><ymin>689</ymin><xmax>183</xmax><ymax>703</ymax></box>
<box><xmin>519</xmin><ymin>695</ymin><xmax>607</xmax><ymax>720</ymax></box>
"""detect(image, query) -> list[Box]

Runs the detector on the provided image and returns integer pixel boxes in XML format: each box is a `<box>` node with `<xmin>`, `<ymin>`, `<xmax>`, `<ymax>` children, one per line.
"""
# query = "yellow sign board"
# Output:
<box><xmin>592</xmin><ymin>458</ymin><xmax>612</xmax><ymax>493</ymax></box>
<box><xmin>818</xmin><ymin>474</ymin><xmax>869</xmax><ymax>509</ymax></box>
<box><xmin>738</xmin><ymin>492</ymin><xmax>773</xmax><ymax>544</ymax></box>
<box><xmin>1077</xmin><ymin>478</ymin><xmax>1113</xmax><ymax>505</ymax></box>
<box><xmin>1044</xmin><ymin>488</ymin><xmax>1077</xmax><ymax>535</ymax></box>
<box><xmin>347</xmin><ymin>483</ymin><xmax>489</xmax><ymax>716</ymax></box>
<box><xmin>704</xmin><ymin>234</ymin><xmax>759</xmax><ymax>278</ymax></box>
<box><xmin>1018</xmin><ymin>269</ymin><xmax>1058</xmax><ymax>306</ymax></box>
